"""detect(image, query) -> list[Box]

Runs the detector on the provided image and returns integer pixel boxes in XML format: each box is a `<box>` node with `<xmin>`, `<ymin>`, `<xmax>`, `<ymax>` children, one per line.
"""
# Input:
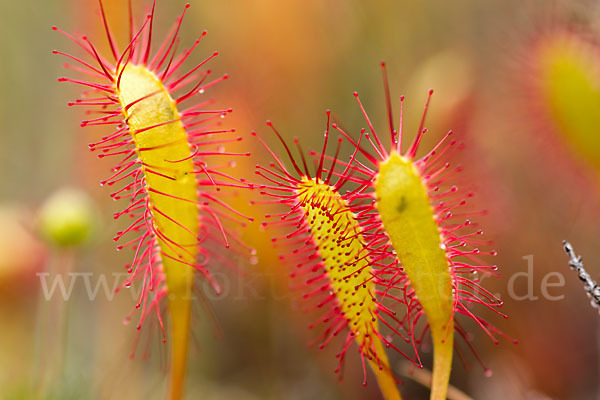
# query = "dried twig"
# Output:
<box><xmin>563</xmin><ymin>240</ymin><xmax>600</xmax><ymax>313</ymax></box>
<box><xmin>397</xmin><ymin>361</ymin><xmax>474</xmax><ymax>400</ymax></box>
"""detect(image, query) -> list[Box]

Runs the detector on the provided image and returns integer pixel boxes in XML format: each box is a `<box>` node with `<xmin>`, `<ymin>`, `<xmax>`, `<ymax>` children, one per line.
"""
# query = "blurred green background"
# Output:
<box><xmin>1</xmin><ymin>0</ymin><xmax>600</xmax><ymax>399</ymax></box>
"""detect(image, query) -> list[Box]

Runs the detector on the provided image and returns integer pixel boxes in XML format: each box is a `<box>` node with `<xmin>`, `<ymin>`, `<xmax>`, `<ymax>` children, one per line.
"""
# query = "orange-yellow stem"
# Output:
<box><xmin>371</xmin><ymin>338</ymin><xmax>402</xmax><ymax>400</ymax></box>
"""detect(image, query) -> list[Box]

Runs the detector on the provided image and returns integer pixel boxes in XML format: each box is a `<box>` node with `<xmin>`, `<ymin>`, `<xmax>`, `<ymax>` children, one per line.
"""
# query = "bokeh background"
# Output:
<box><xmin>1</xmin><ymin>0</ymin><xmax>600</xmax><ymax>399</ymax></box>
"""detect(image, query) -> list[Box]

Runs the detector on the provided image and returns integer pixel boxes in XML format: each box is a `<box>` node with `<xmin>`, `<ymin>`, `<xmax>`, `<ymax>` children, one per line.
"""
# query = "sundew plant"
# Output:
<box><xmin>526</xmin><ymin>29</ymin><xmax>600</xmax><ymax>176</ymax></box>
<box><xmin>253</xmin><ymin>118</ymin><xmax>414</xmax><ymax>400</ymax></box>
<box><xmin>54</xmin><ymin>1</ymin><xmax>251</xmax><ymax>398</ymax></box>
<box><xmin>327</xmin><ymin>64</ymin><xmax>515</xmax><ymax>399</ymax></box>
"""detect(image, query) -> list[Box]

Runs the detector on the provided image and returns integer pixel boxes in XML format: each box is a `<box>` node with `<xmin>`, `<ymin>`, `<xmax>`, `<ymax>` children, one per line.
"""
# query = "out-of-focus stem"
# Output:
<box><xmin>33</xmin><ymin>249</ymin><xmax>74</xmax><ymax>396</ymax></box>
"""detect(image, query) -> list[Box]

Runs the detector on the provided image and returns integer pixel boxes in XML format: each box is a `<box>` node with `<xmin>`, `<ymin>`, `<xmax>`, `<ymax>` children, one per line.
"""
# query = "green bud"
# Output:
<box><xmin>39</xmin><ymin>188</ymin><xmax>97</xmax><ymax>247</ymax></box>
